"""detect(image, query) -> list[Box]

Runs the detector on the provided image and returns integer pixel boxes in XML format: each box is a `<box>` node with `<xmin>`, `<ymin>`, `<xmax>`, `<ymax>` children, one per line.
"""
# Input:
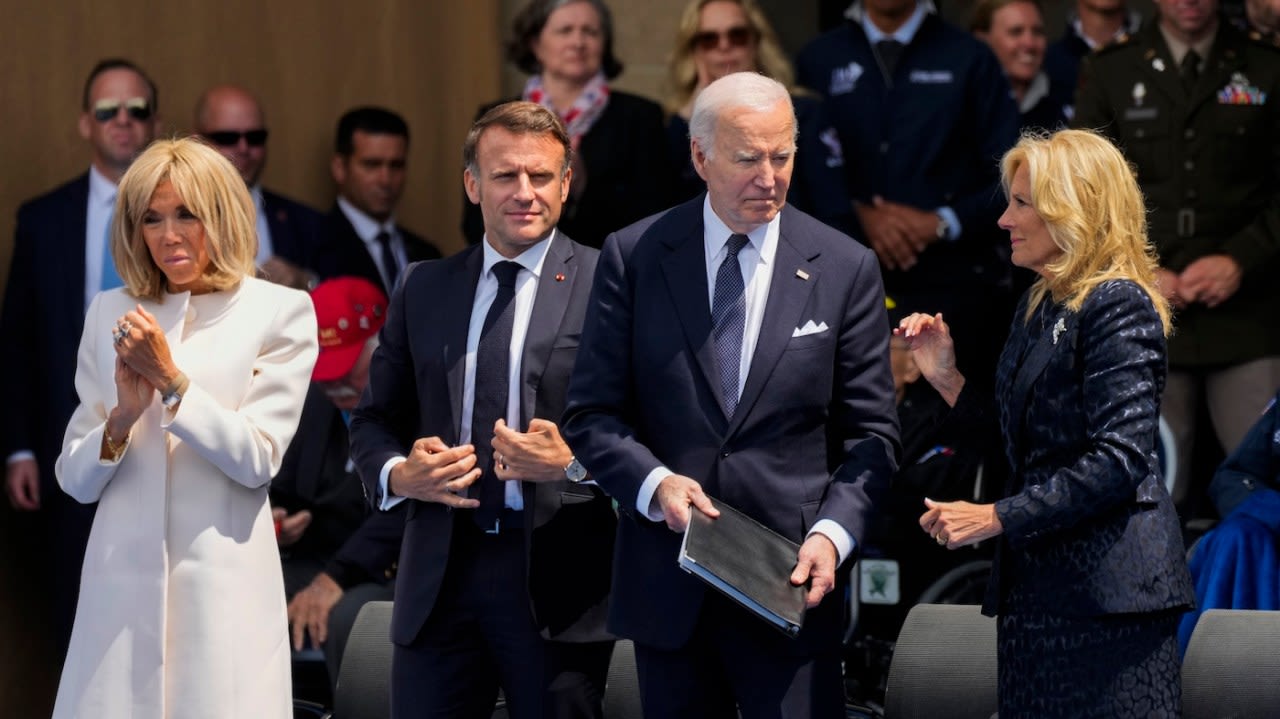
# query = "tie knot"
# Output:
<box><xmin>1181</xmin><ymin>50</ymin><xmax>1201</xmax><ymax>77</ymax></box>
<box><xmin>726</xmin><ymin>234</ymin><xmax>749</xmax><ymax>258</ymax></box>
<box><xmin>877</xmin><ymin>39</ymin><xmax>903</xmax><ymax>52</ymax></box>
<box><xmin>492</xmin><ymin>261</ymin><xmax>522</xmax><ymax>288</ymax></box>
<box><xmin>375</xmin><ymin>230</ymin><xmax>393</xmax><ymax>248</ymax></box>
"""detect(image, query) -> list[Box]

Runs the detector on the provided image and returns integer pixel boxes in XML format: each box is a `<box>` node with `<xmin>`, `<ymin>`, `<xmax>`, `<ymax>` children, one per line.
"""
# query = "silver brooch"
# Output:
<box><xmin>1052</xmin><ymin>317</ymin><xmax>1066</xmax><ymax>345</ymax></box>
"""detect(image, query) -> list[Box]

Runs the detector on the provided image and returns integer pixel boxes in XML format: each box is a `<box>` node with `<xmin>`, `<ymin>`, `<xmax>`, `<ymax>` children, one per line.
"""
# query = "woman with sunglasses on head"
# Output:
<box><xmin>665</xmin><ymin>0</ymin><xmax>855</xmax><ymax>235</ymax></box>
<box><xmin>462</xmin><ymin>0</ymin><xmax>674</xmax><ymax>250</ymax></box>
<box><xmin>51</xmin><ymin>137</ymin><xmax>318</xmax><ymax>719</ymax></box>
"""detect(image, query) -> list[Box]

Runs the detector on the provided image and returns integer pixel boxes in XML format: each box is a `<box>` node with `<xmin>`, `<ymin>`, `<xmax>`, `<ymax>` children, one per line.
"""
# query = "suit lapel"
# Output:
<box><xmin>1189</xmin><ymin>31</ymin><xmax>1245</xmax><ymax>113</ymax></box>
<box><xmin>521</xmin><ymin>235</ymin><xmax>575</xmax><ymax>428</ymax></box>
<box><xmin>65</xmin><ymin>175</ymin><xmax>90</xmax><ymax>332</ymax></box>
<box><xmin>1005</xmin><ymin>302</ymin><xmax>1073</xmax><ymax>465</ymax></box>
<box><xmin>1141</xmin><ymin>31</ymin><xmax>1185</xmax><ymax>107</ymax></box>
<box><xmin>660</xmin><ymin>212</ymin><xmax>724</xmax><ymax>416</ymax></box>
<box><xmin>445</xmin><ymin>248</ymin><xmax>485</xmax><ymax>441</ymax></box>
<box><xmin>728</xmin><ymin>214</ymin><xmax>817</xmax><ymax>436</ymax></box>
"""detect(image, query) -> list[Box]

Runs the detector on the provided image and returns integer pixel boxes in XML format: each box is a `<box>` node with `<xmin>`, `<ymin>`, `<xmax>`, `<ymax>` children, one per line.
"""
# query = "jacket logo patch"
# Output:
<box><xmin>830</xmin><ymin>62</ymin><xmax>864</xmax><ymax>95</ymax></box>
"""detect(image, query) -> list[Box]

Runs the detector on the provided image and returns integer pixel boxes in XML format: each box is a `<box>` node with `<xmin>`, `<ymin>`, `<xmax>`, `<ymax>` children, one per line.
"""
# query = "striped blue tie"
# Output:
<box><xmin>712</xmin><ymin>234</ymin><xmax>749</xmax><ymax>417</ymax></box>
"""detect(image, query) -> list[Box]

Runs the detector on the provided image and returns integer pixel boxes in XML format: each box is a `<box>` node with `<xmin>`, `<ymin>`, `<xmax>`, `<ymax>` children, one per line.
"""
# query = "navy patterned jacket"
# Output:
<box><xmin>953</xmin><ymin>280</ymin><xmax>1194</xmax><ymax>617</ymax></box>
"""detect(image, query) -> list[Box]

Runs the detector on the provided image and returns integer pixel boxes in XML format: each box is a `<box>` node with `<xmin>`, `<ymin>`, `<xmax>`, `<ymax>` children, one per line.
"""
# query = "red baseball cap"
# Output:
<box><xmin>310</xmin><ymin>276</ymin><xmax>388</xmax><ymax>382</ymax></box>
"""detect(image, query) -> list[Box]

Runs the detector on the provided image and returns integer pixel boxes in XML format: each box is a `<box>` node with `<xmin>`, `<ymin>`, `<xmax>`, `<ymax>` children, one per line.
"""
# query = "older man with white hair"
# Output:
<box><xmin>563</xmin><ymin>71</ymin><xmax>900</xmax><ymax>718</ymax></box>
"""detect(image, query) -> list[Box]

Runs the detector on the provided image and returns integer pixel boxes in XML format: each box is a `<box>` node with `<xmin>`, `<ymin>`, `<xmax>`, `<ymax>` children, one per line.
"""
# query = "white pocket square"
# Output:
<box><xmin>792</xmin><ymin>320</ymin><xmax>829</xmax><ymax>338</ymax></box>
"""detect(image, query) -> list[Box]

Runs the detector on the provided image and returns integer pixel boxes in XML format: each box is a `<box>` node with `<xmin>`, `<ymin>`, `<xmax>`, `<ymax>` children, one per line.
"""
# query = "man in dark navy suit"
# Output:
<box><xmin>270</xmin><ymin>276</ymin><xmax>401</xmax><ymax>686</ymax></box>
<box><xmin>349</xmin><ymin>102</ymin><xmax>615</xmax><ymax>719</ymax></box>
<box><xmin>797</xmin><ymin>0</ymin><xmax>1020</xmax><ymax>380</ymax></box>
<box><xmin>1</xmin><ymin>58</ymin><xmax>158</xmax><ymax>662</ymax></box>
<box><xmin>195</xmin><ymin>84</ymin><xmax>324</xmax><ymax>290</ymax></box>
<box><xmin>562</xmin><ymin>72</ymin><xmax>900</xmax><ymax>718</ymax></box>
<box><xmin>313</xmin><ymin>107</ymin><xmax>440</xmax><ymax>296</ymax></box>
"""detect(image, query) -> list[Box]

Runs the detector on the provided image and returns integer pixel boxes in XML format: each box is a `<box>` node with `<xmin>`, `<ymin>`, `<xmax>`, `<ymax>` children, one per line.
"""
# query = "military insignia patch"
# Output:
<box><xmin>1218</xmin><ymin>72</ymin><xmax>1268</xmax><ymax>105</ymax></box>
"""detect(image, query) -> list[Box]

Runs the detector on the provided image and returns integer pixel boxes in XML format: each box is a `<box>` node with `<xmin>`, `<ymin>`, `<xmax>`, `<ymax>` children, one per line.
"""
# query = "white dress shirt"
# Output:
<box><xmin>377</xmin><ymin>232</ymin><xmax>557</xmax><ymax>511</ymax></box>
<box><xmin>634</xmin><ymin>197</ymin><xmax>855</xmax><ymax>563</ymax></box>
<box><xmin>337</xmin><ymin>196</ymin><xmax>407</xmax><ymax>291</ymax></box>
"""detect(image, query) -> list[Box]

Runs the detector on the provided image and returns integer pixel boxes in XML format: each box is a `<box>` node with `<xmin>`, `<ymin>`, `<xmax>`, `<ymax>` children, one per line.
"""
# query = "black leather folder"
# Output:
<box><xmin>678</xmin><ymin>496</ymin><xmax>807</xmax><ymax>637</ymax></box>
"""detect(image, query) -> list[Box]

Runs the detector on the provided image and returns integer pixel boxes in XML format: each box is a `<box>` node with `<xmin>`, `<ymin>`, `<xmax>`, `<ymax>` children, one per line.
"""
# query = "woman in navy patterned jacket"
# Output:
<box><xmin>898</xmin><ymin>129</ymin><xmax>1194</xmax><ymax>718</ymax></box>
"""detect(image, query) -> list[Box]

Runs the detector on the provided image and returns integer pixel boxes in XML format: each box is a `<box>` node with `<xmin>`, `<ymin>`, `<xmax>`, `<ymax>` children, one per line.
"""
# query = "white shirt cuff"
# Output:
<box><xmin>636</xmin><ymin>466</ymin><xmax>671</xmax><ymax>522</ymax></box>
<box><xmin>937</xmin><ymin>207</ymin><xmax>962</xmax><ymax>242</ymax></box>
<box><xmin>378</xmin><ymin>456</ymin><xmax>408</xmax><ymax>511</ymax></box>
<box><xmin>6</xmin><ymin>450</ymin><xmax>35</xmax><ymax>464</ymax></box>
<box><xmin>808</xmin><ymin>519</ymin><xmax>855</xmax><ymax>566</ymax></box>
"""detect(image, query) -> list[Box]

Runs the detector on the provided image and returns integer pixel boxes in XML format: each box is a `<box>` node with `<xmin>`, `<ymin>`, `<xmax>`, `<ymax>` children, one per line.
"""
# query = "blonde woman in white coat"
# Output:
<box><xmin>53</xmin><ymin>137</ymin><xmax>318</xmax><ymax>719</ymax></box>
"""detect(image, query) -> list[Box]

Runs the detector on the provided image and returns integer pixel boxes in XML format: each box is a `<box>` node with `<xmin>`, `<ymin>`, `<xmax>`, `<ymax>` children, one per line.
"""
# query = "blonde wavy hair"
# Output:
<box><xmin>112</xmin><ymin>137</ymin><xmax>258</xmax><ymax>301</ymax></box>
<box><xmin>665</xmin><ymin>0</ymin><xmax>797</xmax><ymax>115</ymax></box>
<box><xmin>1002</xmin><ymin>129</ymin><xmax>1171</xmax><ymax>335</ymax></box>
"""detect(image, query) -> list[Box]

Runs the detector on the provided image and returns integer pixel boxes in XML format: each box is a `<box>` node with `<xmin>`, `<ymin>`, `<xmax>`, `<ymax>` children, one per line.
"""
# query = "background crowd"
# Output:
<box><xmin>1</xmin><ymin>0</ymin><xmax>1278</xmax><ymax>714</ymax></box>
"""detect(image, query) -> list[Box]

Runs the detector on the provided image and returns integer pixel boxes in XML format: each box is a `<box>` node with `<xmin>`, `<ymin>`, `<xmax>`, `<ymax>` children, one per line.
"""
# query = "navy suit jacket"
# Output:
<box><xmin>314</xmin><ymin>204</ymin><xmax>441</xmax><ymax>297</ymax></box>
<box><xmin>970</xmin><ymin>280</ymin><xmax>1194</xmax><ymax>616</ymax></box>
<box><xmin>349</xmin><ymin>233</ymin><xmax>615</xmax><ymax>645</ymax></box>
<box><xmin>261</xmin><ymin>189</ymin><xmax>324</xmax><ymax>272</ymax></box>
<box><xmin>1</xmin><ymin>174</ymin><xmax>91</xmax><ymax>492</ymax></box>
<box><xmin>561</xmin><ymin>199</ymin><xmax>900</xmax><ymax>650</ymax></box>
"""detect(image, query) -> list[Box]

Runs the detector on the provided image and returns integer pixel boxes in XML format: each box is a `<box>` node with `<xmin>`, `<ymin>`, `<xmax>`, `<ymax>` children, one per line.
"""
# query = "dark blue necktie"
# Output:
<box><xmin>712</xmin><ymin>234</ymin><xmax>749</xmax><ymax>417</ymax></box>
<box><xmin>471</xmin><ymin>261</ymin><xmax>521</xmax><ymax>530</ymax></box>
<box><xmin>375</xmin><ymin>231</ymin><xmax>399</xmax><ymax>290</ymax></box>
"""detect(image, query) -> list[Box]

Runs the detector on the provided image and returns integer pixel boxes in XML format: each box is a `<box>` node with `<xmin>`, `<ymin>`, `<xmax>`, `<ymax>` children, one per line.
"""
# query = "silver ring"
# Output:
<box><xmin>936</xmin><ymin>534</ymin><xmax>947</xmax><ymax>546</ymax></box>
<box><xmin>112</xmin><ymin>327</ymin><xmax>126</xmax><ymax>345</ymax></box>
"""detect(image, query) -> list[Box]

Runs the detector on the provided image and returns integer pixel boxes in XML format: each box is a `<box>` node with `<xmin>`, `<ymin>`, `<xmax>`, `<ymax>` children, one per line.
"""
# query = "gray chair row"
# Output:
<box><xmin>884</xmin><ymin>604</ymin><xmax>1280</xmax><ymax>719</ymax></box>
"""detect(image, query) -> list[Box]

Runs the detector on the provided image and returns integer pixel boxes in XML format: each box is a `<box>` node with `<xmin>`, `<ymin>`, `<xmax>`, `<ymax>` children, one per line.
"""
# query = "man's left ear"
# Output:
<box><xmin>330</xmin><ymin>154</ymin><xmax>347</xmax><ymax>185</ymax></box>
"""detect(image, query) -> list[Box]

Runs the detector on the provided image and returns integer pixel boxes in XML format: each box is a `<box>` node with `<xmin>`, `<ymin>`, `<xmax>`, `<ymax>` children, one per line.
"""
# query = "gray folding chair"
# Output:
<box><xmin>1182</xmin><ymin>609</ymin><xmax>1280</xmax><ymax>719</ymax></box>
<box><xmin>883</xmin><ymin>603</ymin><xmax>997</xmax><ymax>719</ymax></box>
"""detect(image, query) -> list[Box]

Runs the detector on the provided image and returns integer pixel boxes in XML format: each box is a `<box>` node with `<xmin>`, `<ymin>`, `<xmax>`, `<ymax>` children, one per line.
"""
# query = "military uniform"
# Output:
<box><xmin>1073</xmin><ymin>19</ymin><xmax>1280</xmax><ymax>500</ymax></box>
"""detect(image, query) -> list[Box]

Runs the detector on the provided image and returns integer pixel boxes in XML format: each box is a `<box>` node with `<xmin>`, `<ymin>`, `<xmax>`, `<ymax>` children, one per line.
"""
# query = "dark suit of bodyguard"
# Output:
<box><xmin>1073</xmin><ymin>15</ymin><xmax>1280</xmax><ymax>500</ymax></box>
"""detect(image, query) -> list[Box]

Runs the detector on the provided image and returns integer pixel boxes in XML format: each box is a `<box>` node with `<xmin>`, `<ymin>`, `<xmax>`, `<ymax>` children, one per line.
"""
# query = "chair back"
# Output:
<box><xmin>603</xmin><ymin>639</ymin><xmax>643</xmax><ymax>718</ymax></box>
<box><xmin>883</xmin><ymin>603</ymin><xmax>997</xmax><ymax>719</ymax></box>
<box><xmin>1183</xmin><ymin>609</ymin><xmax>1280</xmax><ymax>718</ymax></box>
<box><xmin>332</xmin><ymin>601</ymin><xmax>394</xmax><ymax>719</ymax></box>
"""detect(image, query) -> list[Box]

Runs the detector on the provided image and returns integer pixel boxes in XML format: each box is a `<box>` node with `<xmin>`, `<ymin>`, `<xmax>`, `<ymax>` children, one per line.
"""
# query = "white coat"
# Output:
<box><xmin>53</xmin><ymin>277</ymin><xmax>318</xmax><ymax>719</ymax></box>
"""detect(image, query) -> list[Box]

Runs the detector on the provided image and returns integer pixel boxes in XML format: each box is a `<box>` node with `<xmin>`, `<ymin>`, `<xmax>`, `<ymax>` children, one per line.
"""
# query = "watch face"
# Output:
<box><xmin>565</xmin><ymin>458</ymin><xmax>588</xmax><ymax>482</ymax></box>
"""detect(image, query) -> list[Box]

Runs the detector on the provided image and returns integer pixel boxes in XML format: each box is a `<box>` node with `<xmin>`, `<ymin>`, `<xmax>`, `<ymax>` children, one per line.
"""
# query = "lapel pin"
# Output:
<box><xmin>1132</xmin><ymin>82</ymin><xmax>1146</xmax><ymax>106</ymax></box>
<box><xmin>795</xmin><ymin>269</ymin><xmax>810</xmax><ymax>281</ymax></box>
<box><xmin>1152</xmin><ymin>57</ymin><xmax>1166</xmax><ymax>72</ymax></box>
<box><xmin>1052</xmin><ymin>317</ymin><xmax>1066</xmax><ymax>345</ymax></box>
<box><xmin>555</xmin><ymin>273</ymin><xmax>565</xmax><ymax>282</ymax></box>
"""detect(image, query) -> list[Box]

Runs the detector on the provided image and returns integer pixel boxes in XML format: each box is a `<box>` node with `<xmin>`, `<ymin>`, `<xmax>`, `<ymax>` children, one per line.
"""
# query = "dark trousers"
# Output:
<box><xmin>633</xmin><ymin>592</ymin><xmax>845</xmax><ymax>719</ymax></box>
<box><xmin>391</xmin><ymin>517</ymin><xmax>611</xmax><ymax>719</ymax></box>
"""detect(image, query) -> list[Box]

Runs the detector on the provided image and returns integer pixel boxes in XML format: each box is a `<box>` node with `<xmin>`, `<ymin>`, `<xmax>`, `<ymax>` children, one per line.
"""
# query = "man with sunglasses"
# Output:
<box><xmin>195</xmin><ymin>84</ymin><xmax>325</xmax><ymax>291</ymax></box>
<box><xmin>0</xmin><ymin>57</ymin><xmax>158</xmax><ymax>664</ymax></box>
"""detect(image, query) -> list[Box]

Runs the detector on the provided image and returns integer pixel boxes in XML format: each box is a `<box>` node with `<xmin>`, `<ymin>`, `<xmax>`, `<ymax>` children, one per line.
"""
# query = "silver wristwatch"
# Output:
<box><xmin>564</xmin><ymin>457</ymin><xmax>588</xmax><ymax>483</ymax></box>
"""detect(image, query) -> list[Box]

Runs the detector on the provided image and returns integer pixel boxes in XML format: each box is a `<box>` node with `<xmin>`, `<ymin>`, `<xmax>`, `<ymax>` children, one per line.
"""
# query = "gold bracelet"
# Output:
<box><xmin>103</xmin><ymin>426</ymin><xmax>130</xmax><ymax>461</ymax></box>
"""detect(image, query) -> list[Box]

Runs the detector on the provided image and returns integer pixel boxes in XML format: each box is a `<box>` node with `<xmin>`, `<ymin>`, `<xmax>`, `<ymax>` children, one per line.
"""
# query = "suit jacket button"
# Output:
<box><xmin>720</xmin><ymin>450</ymin><xmax>730</xmax><ymax>458</ymax></box>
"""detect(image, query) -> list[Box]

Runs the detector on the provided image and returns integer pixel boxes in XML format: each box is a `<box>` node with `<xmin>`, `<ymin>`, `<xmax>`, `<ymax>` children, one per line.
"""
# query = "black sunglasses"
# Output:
<box><xmin>92</xmin><ymin>98</ymin><xmax>152</xmax><ymax>123</ymax></box>
<box><xmin>691</xmin><ymin>26</ymin><xmax>755</xmax><ymax>51</ymax></box>
<box><xmin>205</xmin><ymin>129</ymin><xmax>270</xmax><ymax>147</ymax></box>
